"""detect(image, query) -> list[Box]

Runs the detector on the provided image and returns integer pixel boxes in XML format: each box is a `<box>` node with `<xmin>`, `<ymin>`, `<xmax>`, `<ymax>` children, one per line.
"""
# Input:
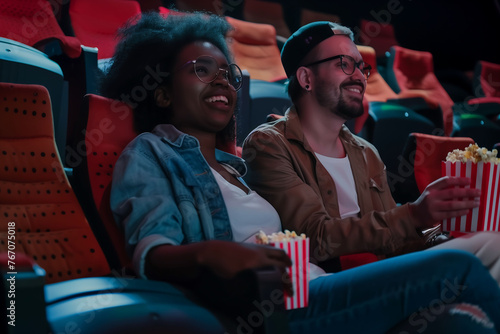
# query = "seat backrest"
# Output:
<box><xmin>357</xmin><ymin>45</ymin><xmax>398</xmax><ymax>102</ymax></box>
<box><xmin>72</xmin><ymin>94</ymin><xmax>137</xmax><ymax>271</ymax></box>
<box><xmin>0</xmin><ymin>82</ymin><xmax>110</xmax><ymax>283</ymax></box>
<box><xmin>362</xmin><ymin>102</ymin><xmax>436</xmax><ymax>186</ymax></box>
<box><xmin>358</xmin><ymin>20</ymin><xmax>399</xmax><ymax>60</ymax></box>
<box><xmin>0</xmin><ymin>37</ymin><xmax>68</xmax><ymax>162</ymax></box>
<box><xmin>0</xmin><ymin>0</ymin><xmax>82</xmax><ymax>58</ymax></box>
<box><xmin>394</xmin><ymin>133</ymin><xmax>475</xmax><ymax>204</ymax></box>
<box><xmin>243</xmin><ymin>0</ymin><xmax>291</xmax><ymax>38</ymax></box>
<box><xmin>453</xmin><ymin>113</ymin><xmax>500</xmax><ymax>150</ymax></box>
<box><xmin>236</xmin><ymin>78</ymin><xmax>292</xmax><ymax>143</ymax></box>
<box><xmin>226</xmin><ymin>16</ymin><xmax>287</xmax><ymax>82</ymax></box>
<box><xmin>68</xmin><ymin>0</ymin><xmax>143</xmax><ymax>59</ymax></box>
<box><xmin>386</xmin><ymin>45</ymin><xmax>455</xmax><ymax>136</ymax></box>
<box><xmin>411</xmin><ymin>133</ymin><xmax>475</xmax><ymax>193</ymax></box>
<box><xmin>474</xmin><ymin>60</ymin><xmax>500</xmax><ymax>98</ymax></box>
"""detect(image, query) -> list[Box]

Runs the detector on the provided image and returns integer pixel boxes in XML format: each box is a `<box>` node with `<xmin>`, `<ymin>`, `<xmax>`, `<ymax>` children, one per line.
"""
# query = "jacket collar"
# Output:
<box><xmin>282</xmin><ymin>106</ymin><xmax>366</xmax><ymax>151</ymax></box>
<box><xmin>152</xmin><ymin>124</ymin><xmax>247</xmax><ymax>176</ymax></box>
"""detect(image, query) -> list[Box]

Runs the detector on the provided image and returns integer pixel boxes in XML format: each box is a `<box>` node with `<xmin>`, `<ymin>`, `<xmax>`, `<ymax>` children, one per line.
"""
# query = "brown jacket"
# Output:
<box><xmin>242</xmin><ymin>107</ymin><xmax>423</xmax><ymax>266</ymax></box>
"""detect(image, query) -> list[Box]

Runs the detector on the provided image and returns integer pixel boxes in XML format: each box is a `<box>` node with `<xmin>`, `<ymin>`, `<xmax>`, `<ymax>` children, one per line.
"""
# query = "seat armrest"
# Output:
<box><xmin>1</xmin><ymin>252</ymin><xmax>47</xmax><ymax>334</ymax></box>
<box><xmin>45</xmin><ymin>276</ymin><xmax>185</xmax><ymax>305</ymax></box>
<box><xmin>45</xmin><ymin>268</ymin><xmax>290</xmax><ymax>334</ymax></box>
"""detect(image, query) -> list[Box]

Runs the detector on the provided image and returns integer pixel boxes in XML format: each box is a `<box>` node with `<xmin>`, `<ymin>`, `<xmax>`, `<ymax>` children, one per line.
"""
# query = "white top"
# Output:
<box><xmin>211</xmin><ymin>167</ymin><xmax>282</xmax><ymax>243</ymax></box>
<box><xmin>315</xmin><ymin>153</ymin><xmax>360</xmax><ymax>219</ymax></box>
<box><xmin>211</xmin><ymin>167</ymin><xmax>328</xmax><ymax>280</ymax></box>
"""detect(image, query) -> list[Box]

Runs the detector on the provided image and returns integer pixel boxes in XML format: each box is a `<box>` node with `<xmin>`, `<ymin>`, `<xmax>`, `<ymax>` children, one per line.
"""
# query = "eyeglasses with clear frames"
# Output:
<box><xmin>178</xmin><ymin>55</ymin><xmax>243</xmax><ymax>91</ymax></box>
<box><xmin>304</xmin><ymin>54</ymin><xmax>371</xmax><ymax>80</ymax></box>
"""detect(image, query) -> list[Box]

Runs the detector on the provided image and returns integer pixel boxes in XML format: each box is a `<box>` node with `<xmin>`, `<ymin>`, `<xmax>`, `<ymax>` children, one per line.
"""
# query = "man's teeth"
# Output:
<box><xmin>346</xmin><ymin>87</ymin><xmax>361</xmax><ymax>93</ymax></box>
<box><xmin>206</xmin><ymin>95</ymin><xmax>228</xmax><ymax>104</ymax></box>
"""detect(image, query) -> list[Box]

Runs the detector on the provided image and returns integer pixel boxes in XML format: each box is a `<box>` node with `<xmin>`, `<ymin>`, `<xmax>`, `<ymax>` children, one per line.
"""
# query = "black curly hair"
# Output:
<box><xmin>100</xmin><ymin>12</ymin><xmax>235</xmax><ymax>141</ymax></box>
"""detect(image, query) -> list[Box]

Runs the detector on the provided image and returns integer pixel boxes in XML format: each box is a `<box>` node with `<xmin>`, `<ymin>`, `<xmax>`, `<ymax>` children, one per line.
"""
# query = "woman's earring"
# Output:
<box><xmin>305</xmin><ymin>85</ymin><xmax>310</xmax><ymax>91</ymax></box>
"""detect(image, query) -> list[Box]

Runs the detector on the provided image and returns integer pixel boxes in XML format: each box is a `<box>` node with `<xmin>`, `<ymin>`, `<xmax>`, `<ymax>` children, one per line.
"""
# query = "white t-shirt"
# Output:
<box><xmin>211</xmin><ymin>167</ymin><xmax>328</xmax><ymax>280</ymax></box>
<box><xmin>211</xmin><ymin>167</ymin><xmax>282</xmax><ymax>243</ymax></box>
<box><xmin>315</xmin><ymin>153</ymin><xmax>360</xmax><ymax>219</ymax></box>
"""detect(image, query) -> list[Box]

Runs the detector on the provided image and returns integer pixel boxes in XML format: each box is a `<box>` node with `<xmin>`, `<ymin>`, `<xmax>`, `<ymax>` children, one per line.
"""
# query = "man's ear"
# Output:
<box><xmin>154</xmin><ymin>86</ymin><xmax>171</xmax><ymax>108</ymax></box>
<box><xmin>296</xmin><ymin>66</ymin><xmax>313</xmax><ymax>91</ymax></box>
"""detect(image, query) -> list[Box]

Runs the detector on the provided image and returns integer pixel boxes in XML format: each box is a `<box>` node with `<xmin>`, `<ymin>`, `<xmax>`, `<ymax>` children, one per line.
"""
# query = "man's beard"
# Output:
<box><xmin>336</xmin><ymin>92</ymin><xmax>364</xmax><ymax>120</ymax></box>
<box><xmin>315</xmin><ymin>84</ymin><xmax>364</xmax><ymax>120</ymax></box>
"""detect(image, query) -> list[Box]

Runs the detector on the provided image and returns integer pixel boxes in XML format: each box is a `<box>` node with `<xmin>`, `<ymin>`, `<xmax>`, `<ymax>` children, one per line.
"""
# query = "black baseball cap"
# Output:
<box><xmin>281</xmin><ymin>21</ymin><xmax>354</xmax><ymax>78</ymax></box>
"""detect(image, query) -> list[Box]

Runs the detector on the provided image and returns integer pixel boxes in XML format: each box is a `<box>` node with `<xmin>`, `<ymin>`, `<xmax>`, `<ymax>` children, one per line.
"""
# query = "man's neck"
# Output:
<box><xmin>296</xmin><ymin>101</ymin><xmax>346</xmax><ymax>158</ymax></box>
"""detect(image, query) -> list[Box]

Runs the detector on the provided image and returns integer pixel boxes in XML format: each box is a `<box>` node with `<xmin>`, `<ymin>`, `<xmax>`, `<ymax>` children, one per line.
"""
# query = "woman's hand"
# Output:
<box><xmin>199</xmin><ymin>240</ymin><xmax>293</xmax><ymax>295</ymax></box>
<box><xmin>409</xmin><ymin>176</ymin><xmax>481</xmax><ymax>229</ymax></box>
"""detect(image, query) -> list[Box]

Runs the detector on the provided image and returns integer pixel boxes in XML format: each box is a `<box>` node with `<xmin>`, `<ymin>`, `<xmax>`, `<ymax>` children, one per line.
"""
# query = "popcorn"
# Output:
<box><xmin>446</xmin><ymin>144</ymin><xmax>499</xmax><ymax>164</ymax></box>
<box><xmin>442</xmin><ymin>144</ymin><xmax>500</xmax><ymax>232</ymax></box>
<box><xmin>256</xmin><ymin>229</ymin><xmax>309</xmax><ymax>309</ymax></box>
<box><xmin>255</xmin><ymin>229</ymin><xmax>307</xmax><ymax>244</ymax></box>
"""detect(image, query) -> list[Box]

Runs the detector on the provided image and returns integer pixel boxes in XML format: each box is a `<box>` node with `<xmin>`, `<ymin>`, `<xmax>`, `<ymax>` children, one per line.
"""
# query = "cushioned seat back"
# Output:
<box><xmin>453</xmin><ymin>113</ymin><xmax>500</xmax><ymax>150</ymax></box>
<box><xmin>0</xmin><ymin>0</ymin><xmax>82</xmax><ymax>58</ymax></box>
<box><xmin>69</xmin><ymin>0</ymin><xmax>142</xmax><ymax>59</ymax></box>
<box><xmin>226</xmin><ymin>17</ymin><xmax>287</xmax><ymax>82</ymax></box>
<box><xmin>386</xmin><ymin>46</ymin><xmax>454</xmax><ymax>136</ymax></box>
<box><xmin>474</xmin><ymin>60</ymin><xmax>500</xmax><ymax>98</ymax></box>
<box><xmin>75</xmin><ymin>94</ymin><xmax>137</xmax><ymax>270</ymax></box>
<box><xmin>394</xmin><ymin>133</ymin><xmax>474</xmax><ymax>204</ymax></box>
<box><xmin>411</xmin><ymin>133</ymin><xmax>475</xmax><ymax>193</ymax></box>
<box><xmin>0</xmin><ymin>83</ymin><xmax>110</xmax><ymax>283</ymax></box>
<box><xmin>363</xmin><ymin>102</ymin><xmax>436</xmax><ymax>182</ymax></box>
<box><xmin>358</xmin><ymin>20</ymin><xmax>399</xmax><ymax>59</ymax></box>
<box><xmin>357</xmin><ymin>45</ymin><xmax>398</xmax><ymax>102</ymax></box>
<box><xmin>0</xmin><ymin>37</ymin><xmax>68</xmax><ymax>162</ymax></box>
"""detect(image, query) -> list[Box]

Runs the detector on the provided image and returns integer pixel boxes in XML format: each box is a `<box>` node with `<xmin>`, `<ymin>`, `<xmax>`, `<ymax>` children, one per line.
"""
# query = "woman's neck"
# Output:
<box><xmin>190</xmin><ymin>130</ymin><xmax>218</xmax><ymax>165</ymax></box>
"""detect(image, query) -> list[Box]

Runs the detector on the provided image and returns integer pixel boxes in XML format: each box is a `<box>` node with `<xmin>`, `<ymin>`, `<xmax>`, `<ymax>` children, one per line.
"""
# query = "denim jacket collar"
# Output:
<box><xmin>152</xmin><ymin>124</ymin><xmax>247</xmax><ymax>176</ymax></box>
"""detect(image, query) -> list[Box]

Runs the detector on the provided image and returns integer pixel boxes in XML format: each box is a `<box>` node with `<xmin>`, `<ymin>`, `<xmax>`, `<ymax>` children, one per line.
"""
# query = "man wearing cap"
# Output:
<box><xmin>242</xmin><ymin>21</ymin><xmax>500</xmax><ymax>276</ymax></box>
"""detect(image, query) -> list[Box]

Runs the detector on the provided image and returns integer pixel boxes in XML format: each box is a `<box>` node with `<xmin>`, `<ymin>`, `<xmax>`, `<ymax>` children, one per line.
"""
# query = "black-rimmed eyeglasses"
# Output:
<box><xmin>304</xmin><ymin>54</ymin><xmax>371</xmax><ymax>80</ymax></box>
<box><xmin>177</xmin><ymin>55</ymin><xmax>243</xmax><ymax>91</ymax></box>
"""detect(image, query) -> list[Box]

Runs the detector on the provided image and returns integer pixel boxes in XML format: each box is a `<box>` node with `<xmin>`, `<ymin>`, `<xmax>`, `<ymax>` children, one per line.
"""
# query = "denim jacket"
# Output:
<box><xmin>110</xmin><ymin>124</ymin><xmax>246</xmax><ymax>278</ymax></box>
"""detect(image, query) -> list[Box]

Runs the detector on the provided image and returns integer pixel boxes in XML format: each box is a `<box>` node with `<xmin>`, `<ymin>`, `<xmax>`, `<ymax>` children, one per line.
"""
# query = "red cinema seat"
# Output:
<box><xmin>69</xmin><ymin>0</ymin><xmax>143</xmax><ymax>59</ymax></box>
<box><xmin>385</xmin><ymin>46</ymin><xmax>455</xmax><ymax>136</ymax></box>
<box><xmin>0</xmin><ymin>0</ymin><xmax>82</xmax><ymax>58</ymax></box>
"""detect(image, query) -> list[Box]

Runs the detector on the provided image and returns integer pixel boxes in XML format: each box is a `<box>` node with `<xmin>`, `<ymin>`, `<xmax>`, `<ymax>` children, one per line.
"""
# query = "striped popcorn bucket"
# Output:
<box><xmin>270</xmin><ymin>238</ymin><xmax>309</xmax><ymax>309</ymax></box>
<box><xmin>442</xmin><ymin>161</ymin><xmax>500</xmax><ymax>232</ymax></box>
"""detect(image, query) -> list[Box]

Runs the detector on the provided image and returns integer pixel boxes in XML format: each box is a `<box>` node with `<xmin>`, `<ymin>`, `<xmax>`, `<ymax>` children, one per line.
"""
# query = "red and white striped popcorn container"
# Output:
<box><xmin>270</xmin><ymin>238</ymin><xmax>309</xmax><ymax>309</ymax></box>
<box><xmin>442</xmin><ymin>161</ymin><xmax>500</xmax><ymax>232</ymax></box>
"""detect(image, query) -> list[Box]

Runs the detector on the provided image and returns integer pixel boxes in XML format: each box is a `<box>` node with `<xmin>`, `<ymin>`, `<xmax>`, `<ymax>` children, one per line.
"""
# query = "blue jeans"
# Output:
<box><xmin>288</xmin><ymin>249</ymin><xmax>500</xmax><ymax>333</ymax></box>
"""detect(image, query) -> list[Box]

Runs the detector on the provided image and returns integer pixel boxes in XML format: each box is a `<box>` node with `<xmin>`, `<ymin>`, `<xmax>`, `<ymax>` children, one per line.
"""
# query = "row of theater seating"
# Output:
<box><xmin>356</xmin><ymin>43</ymin><xmax>500</xmax><ymax>202</ymax></box>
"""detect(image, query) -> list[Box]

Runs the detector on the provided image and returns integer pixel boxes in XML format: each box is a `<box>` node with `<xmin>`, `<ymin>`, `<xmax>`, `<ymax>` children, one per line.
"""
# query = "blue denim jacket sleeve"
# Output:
<box><xmin>110</xmin><ymin>126</ymin><xmax>236</xmax><ymax>278</ymax></box>
<box><xmin>110</xmin><ymin>139</ymin><xmax>186</xmax><ymax>277</ymax></box>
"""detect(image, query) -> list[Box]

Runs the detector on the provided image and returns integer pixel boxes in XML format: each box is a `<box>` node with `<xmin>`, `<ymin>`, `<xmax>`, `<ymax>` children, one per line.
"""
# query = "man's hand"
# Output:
<box><xmin>409</xmin><ymin>176</ymin><xmax>481</xmax><ymax>229</ymax></box>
